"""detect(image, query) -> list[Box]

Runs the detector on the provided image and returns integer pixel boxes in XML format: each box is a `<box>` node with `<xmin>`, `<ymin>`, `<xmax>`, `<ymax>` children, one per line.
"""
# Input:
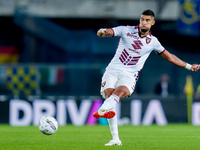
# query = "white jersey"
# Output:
<box><xmin>106</xmin><ymin>25</ymin><xmax>165</xmax><ymax>73</ymax></box>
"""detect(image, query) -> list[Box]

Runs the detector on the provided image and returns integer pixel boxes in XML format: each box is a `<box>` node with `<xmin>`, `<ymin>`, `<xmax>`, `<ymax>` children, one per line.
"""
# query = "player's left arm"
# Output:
<box><xmin>159</xmin><ymin>50</ymin><xmax>200</xmax><ymax>72</ymax></box>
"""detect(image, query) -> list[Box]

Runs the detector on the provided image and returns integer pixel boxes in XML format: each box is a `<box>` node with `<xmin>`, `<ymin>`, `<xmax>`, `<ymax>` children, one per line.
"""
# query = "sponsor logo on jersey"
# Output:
<box><xmin>127</xmin><ymin>32</ymin><xmax>139</xmax><ymax>40</ymax></box>
<box><xmin>129</xmin><ymin>48</ymin><xmax>140</xmax><ymax>54</ymax></box>
<box><xmin>119</xmin><ymin>49</ymin><xmax>141</xmax><ymax>66</ymax></box>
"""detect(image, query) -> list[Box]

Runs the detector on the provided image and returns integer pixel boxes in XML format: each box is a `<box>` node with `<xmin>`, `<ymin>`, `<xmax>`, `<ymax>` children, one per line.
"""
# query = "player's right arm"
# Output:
<box><xmin>97</xmin><ymin>28</ymin><xmax>114</xmax><ymax>37</ymax></box>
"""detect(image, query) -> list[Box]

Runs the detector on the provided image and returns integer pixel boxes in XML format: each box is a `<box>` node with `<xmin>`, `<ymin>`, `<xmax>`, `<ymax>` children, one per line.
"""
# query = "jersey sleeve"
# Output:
<box><xmin>153</xmin><ymin>37</ymin><xmax>165</xmax><ymax>54</ymax></box>
<box><xmin>112</xmin><ymin>26</ymin><xmax>126</xmax><ymax>37</ymax></box>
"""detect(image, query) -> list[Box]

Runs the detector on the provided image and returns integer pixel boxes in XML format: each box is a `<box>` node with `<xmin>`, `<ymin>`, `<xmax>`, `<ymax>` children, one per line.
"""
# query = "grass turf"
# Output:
<box><xmin>0</xmin><ymin>124</ymin><xmax>200</xmax><ymax>150</ymax></box>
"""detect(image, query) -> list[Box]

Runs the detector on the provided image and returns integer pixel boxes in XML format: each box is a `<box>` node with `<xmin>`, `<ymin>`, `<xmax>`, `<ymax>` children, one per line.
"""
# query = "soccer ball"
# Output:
<box><xmin>39</xmin><ymin>116</ymin><xmax>58</xmax><ymax>135</ymax></box>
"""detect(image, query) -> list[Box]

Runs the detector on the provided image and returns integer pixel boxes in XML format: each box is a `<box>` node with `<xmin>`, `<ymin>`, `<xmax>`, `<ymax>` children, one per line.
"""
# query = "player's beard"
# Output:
<box><xmin>139</xmin><ymin>25</ymin><xmax>151</xmax><ymax>33</ymax></box>
<box><xmin>141</xmin><ymin>28</ymin><xmax>149</xmax><ymax>33</ymax></box>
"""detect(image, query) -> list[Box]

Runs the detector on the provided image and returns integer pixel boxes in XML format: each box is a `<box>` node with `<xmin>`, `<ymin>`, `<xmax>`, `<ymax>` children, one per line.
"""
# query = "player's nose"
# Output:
<box><xmin>142</xmin><ymin>21</ymin><xmax>146</xmax><ymax>25</ymax></box>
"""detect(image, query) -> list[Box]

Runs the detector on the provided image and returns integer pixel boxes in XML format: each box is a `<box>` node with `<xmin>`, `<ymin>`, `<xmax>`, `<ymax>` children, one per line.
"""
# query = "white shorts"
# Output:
<box><xmin>100</xmin><ymin>69</ymin><xmax>138</xmax><ymax>99</ymax></box>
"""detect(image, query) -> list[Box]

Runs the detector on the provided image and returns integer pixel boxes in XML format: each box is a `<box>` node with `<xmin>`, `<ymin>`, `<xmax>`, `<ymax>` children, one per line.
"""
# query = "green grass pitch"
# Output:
<box><xmin>0</xmin><ymin>124</ymin><xmax>200</xmax><ymax>150</ymax></box>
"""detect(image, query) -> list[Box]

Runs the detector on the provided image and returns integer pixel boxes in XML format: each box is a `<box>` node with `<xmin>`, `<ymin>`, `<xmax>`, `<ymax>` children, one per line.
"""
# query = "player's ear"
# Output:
<box><xmin>151</xmin><ymin>20</ymin><xmax>155</xmax><ymax>26</ymax></box>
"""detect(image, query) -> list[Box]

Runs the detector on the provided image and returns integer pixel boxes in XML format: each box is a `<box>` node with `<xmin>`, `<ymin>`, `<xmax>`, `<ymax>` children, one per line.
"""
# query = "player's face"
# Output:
<box><xmin>139</xmin><ymin>15</ymin><xmax>155</xmax><ymax>33</ymax></box>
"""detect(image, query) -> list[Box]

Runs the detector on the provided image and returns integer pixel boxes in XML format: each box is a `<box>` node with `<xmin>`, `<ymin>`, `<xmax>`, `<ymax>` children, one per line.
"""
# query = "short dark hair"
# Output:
<box><xmin>142</xmin><ymin>9</ymin><xmax>155</xmax><ymax>18</ymax></box>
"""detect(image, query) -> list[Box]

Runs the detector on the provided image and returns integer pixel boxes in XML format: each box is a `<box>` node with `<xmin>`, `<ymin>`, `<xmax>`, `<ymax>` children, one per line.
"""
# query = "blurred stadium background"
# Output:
<box><xmin>0</xmin><ymin>0</ymin><xmax>200</xmax><ymax>126</ymax></box>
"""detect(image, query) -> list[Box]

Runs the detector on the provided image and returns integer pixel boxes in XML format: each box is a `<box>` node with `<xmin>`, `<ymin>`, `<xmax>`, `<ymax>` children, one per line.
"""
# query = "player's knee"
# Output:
<box><xmin>104</xmin><ymin>88</ymin><xmax>115</xmax><ymax>99</ymax></box>
<box><xmin>113</xmin><ymin>86</ymin><xmax>130</xmax><ymax>98</ymax></box>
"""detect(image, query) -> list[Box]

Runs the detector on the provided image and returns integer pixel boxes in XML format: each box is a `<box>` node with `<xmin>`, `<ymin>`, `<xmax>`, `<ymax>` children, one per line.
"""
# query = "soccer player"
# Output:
<box><xmin>93</xmin><ymin>9</ymin><xmax>200</xmax><ymax>146</ymax></box>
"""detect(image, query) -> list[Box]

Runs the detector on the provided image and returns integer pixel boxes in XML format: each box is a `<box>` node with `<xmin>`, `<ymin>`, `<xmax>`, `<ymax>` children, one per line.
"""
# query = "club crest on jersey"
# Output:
<box><xmin>101</xmin><ymin>81</ymin><xmax>106</xmax><ymax>87</ymax></box>
<box><xmin>146</xmin><ymin>37</ymin><xmax>151</xmax><ymax>44</ymax></box>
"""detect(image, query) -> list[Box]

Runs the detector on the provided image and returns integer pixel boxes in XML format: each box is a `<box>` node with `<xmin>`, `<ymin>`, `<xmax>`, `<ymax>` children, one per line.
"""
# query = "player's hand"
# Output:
<box><xmin>190</xmin><ymin>64</ymin><xmax>200</xmax><ymax>72</ymax></box>
<box><xmin>97</xmin><ymin>28</ymin><xmax>106</xmax><ymax>37</ymax></box>
<box><xmin>97</xmin><ymin>28</ymin><xmax>114</xmax><ymax>37</ymax></box>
